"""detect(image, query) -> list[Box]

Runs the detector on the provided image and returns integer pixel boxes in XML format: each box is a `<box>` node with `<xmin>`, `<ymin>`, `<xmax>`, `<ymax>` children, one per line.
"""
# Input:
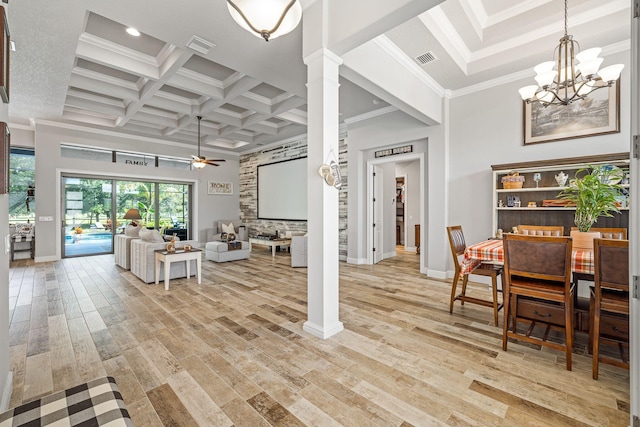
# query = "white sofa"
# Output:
<box><xmin>130</xmin><ymin>238</ymin><xmax>199</xmax><ymax>283</ymax></box>
<box><xmin>290</xmin><ymin>235</ymin><xmax>307</xmax><ymax>267</ymax></box>
<box><xmin>114</xmin><ymin>234</ymin><xmax>139</xmax><ymax>269</ymax></box>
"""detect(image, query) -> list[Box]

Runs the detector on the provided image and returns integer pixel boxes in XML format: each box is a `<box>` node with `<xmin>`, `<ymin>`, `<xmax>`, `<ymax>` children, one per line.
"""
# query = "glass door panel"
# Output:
<box><xmin>63</xmin><ymin>177</ymin><xmax>113</xmax><ymax>257</ymax></box>
<box><xmin>115</xmin><ymin>180</ymin><xmax>156</xmax><ymax>231</ymax></box>
<box><xmin>158</xmin><ymin>183</ymin><xmax>190</xmax><ymax>240</ymax></box>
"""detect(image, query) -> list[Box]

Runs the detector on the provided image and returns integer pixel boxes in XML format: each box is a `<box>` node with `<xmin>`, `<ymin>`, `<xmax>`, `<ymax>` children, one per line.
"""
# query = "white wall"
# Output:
<box><xmin>0</xmin><ymin>194</ymin><xmax>9</xmax><ymax>409</ymax></box>
<box><xmin>14</xmin><ymin>122</ymin><xmax>240</xmax><ymax>261</ymax></box>
<box><xmin>447</xmin><ymin>49</ymin><xmax>630</xmax><ymax>274</ymax></box>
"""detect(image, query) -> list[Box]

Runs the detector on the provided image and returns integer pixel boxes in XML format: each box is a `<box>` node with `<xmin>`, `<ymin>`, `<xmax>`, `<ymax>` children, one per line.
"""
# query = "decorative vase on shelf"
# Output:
<box><xmin>555</xmin><ymin>171</ymin><xmax>568</xmax><ymax>186</ymax></box>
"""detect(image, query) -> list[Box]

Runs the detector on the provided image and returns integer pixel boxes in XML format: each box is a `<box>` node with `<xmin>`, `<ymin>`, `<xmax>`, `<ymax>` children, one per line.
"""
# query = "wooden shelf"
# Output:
<box><xmin>492</xmin><ymin>154</ymin><xmax>630</xmax><ymax>234</ymax></box>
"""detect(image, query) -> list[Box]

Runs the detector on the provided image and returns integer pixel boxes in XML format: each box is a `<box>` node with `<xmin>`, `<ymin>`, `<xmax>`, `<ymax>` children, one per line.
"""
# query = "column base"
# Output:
<box><xmin>303</xmin><ymin>320</ymin><xmax>344</xmax><ymax>339</ymax></box>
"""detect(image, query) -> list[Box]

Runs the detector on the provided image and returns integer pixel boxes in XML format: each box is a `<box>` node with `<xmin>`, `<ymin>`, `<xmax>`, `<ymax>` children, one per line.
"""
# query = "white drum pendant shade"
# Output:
<box><xmin>227</xmin><ymin>0</ymin><xmax>302</xmax><ymax>41</ymax></box>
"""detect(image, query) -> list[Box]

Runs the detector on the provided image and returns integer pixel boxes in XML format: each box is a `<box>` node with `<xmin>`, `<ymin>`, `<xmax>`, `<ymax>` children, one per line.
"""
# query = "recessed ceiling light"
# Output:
<box><xmin>126</xmin><ymin>27</ymin><xmax>141</xmax><ymax>37</ymax></box>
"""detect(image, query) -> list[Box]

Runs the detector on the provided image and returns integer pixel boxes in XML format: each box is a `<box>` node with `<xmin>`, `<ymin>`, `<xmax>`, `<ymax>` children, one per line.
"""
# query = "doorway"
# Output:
<box><xmin>366</xmin><ymin>151</ymin><xmax>425</xmax><ymax>271</ymax></box>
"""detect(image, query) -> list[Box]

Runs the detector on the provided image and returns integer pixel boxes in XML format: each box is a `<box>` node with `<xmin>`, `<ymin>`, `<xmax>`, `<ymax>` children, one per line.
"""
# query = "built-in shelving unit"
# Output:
<box><xmin>491</xmin><ymin>153</ymin><xmax>630</xmax><ymax>235</ymax></box>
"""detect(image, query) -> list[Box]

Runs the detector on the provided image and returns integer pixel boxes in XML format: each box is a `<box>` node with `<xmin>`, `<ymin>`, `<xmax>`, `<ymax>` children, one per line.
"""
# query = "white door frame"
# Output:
<box><xmin>366</xmin><ymin>152</ymin><xmax>425</xmax><ymax>267</ymax></box>
<box><xmin>630</xmin><ymin>2</ymin><xmax>638</xmax><ymax>422</ymax></box>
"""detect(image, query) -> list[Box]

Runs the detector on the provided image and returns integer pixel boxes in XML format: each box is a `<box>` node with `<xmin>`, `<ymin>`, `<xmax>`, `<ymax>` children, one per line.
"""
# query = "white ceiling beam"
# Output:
<box><xmin>68</xmin><ymin>74</ymin><xmax>139</xmax><ymax>101</ymax></box>
<box><xmin>65</xmin><ymin>95</ymin><xmax>125</xmax><ymax>117</ymax></box>
<box><xmin>76</xmin><ymin>33</ymin><xmax>160</xmax><ymax>80</ymax></box>
<box><xmin>303</xmin><ymin>0</ymin><xmax>444</xmax><ymax>57</ymax></box>
<box><xmin>276</xmin><ymin>110</ymin><xmax>307</xmax><ymax>126</ymax></box>
<box><xmin>342</xmin><ymin>36</ymin><xmax>443</xmax><ymax>125</ymax></box>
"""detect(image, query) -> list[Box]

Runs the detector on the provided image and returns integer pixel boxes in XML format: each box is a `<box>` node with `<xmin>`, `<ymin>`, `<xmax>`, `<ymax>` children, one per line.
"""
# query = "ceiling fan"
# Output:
<box><xmin>192</xmin><ymin>116</ymin><xmax>226</xmax><ymax>168</ymax></box>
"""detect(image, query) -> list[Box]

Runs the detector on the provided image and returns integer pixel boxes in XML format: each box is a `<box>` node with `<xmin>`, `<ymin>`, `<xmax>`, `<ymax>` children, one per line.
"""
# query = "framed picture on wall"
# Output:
<box><xmin>523</xmin><ymin>81</ymin><xmax>620</xmax><ymax>145</ymax></box>
<box><xmin>0</xmin><ymin>122</ymin><xmax>9</xmax><ymax>194</ymax></box>
<box><xmin>0</xmin><ymin>6</ymin><xmax>9</xmax><ymax>103</ymax></box>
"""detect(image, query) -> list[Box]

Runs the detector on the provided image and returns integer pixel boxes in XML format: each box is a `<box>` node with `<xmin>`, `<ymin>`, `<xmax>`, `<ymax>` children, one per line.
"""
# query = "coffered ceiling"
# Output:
<box><xmin>7</xmin><ymin>0</ymin><xmax>631</xmax><ymax>156</ymax></box>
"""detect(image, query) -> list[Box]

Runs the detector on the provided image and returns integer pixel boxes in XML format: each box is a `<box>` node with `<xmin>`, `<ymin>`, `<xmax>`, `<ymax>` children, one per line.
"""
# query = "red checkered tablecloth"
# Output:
<box><xmin>459</xmin><ymin>239</ymin><xmax>594</xmax><ymax>277</ymax></box>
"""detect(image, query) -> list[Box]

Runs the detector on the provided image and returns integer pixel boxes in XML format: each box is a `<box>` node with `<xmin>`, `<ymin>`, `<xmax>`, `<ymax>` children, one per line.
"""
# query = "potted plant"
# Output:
<box><xmin>558</xmin><ymin>164</ymin><xmax>624</xmax><ymax>251</ymax></box>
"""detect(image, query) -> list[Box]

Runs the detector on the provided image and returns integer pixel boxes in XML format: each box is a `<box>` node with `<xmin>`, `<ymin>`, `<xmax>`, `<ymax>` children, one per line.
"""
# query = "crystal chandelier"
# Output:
<box><xmin>519</xmin><ymin>0</ymin><xmax>624</xmax><ymax>106</ymax></box>
<box><xmin>227</xmin><ymin>0</ymin><xmax>302</xmax><ymax>42</ymax></box>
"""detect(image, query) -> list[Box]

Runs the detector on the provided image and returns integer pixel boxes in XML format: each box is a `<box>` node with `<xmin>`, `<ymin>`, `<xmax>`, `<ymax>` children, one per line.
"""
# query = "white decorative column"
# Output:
<box><xmin>302</xmin><ymin>47</ymin><xmax>344</xmax><ymax>339</ymax></box>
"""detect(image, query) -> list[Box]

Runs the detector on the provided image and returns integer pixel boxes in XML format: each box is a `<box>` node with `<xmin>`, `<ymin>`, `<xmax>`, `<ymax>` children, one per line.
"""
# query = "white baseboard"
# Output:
<box><xmin>383</xmin><ymin>251</ymin><xmax>396</xmax><ymax>259</ymax></box>
<box><xmin>1</xmin><ymin>371</ymin><xmax>13</xmax><ymax>412</ymax></box>
<box><xmin>405</xmin><ymin>246</ymin><xmax>417</xmax><ymax>253</ymax></box>
<box><xmin>35</xmin><ymin>255</ymin><xmax>57</xmax><ymax>262</ymax></box>
<box><xmin>346</xmin><ymin>257</ymin><xmax>368</xmax><ymax>265</ymax></box>
<box><xmin>426</xmin><ymin>269</ymin><xmax>447</xmax><ymax>280</ymax></box>
<box><xmin>303</xmin><ymin>320</ymin><xmax>344</xmax><ymax>339</ymax></box>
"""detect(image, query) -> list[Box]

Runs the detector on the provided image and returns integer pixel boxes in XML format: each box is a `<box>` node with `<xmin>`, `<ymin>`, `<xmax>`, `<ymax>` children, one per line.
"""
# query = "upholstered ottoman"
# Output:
<box><xmin>205</xmin><ymin>241</ymin><xmax>250</xmax><ymax>262</ymax></box>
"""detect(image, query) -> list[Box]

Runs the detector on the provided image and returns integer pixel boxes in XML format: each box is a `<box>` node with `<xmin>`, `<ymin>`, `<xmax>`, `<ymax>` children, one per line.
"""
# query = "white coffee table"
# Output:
<box><xmin>154</xmin><ymin>248</ymin><xmax>202</xmax><ymax>290</ymax></box>
<box><xmin>249</xmin><ymin>237</ymin><xmax>291</xmax><ymax>258</ymax></box>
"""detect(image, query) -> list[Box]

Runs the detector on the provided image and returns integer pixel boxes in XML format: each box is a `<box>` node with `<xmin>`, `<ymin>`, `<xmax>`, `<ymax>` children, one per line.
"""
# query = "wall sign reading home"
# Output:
<box><xmin>208</xmin><ymin>181</ymin><xmax>233</xmax><ymax>195</ymax></box>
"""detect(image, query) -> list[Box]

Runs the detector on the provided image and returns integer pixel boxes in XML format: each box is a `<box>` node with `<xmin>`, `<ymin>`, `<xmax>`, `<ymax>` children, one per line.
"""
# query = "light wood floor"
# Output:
<box><xmin>7</xmin><ymin>246</ymin><xmax>629</xmax><ymax>426</ymax></box>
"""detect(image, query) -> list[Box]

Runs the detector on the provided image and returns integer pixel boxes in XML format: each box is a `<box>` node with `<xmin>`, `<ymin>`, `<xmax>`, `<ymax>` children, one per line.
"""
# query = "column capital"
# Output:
<box><xmin>303</xmin><ymin>48</ymin><xmax>343</xmax><ymax>67</ymax></box>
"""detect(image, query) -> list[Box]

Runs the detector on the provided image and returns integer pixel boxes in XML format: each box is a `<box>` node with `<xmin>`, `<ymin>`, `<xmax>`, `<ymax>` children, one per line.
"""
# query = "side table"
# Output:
<box><xmin>154</xmin><ymin>248</ymin><xmax>202</xmax><ymax>290</ymax></box>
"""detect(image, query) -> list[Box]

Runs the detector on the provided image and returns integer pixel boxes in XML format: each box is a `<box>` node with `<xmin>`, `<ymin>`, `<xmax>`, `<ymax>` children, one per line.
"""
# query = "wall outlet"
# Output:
<box><xmin>39</xmin><ymin>216</ymin><xmax>53</xmax><ymax>222</ymax></box>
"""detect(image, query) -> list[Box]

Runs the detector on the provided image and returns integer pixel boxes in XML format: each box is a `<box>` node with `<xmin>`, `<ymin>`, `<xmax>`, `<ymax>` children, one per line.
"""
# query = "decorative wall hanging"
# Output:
<box><xmin>208</xmin><ymin>181</ymin><xmax>233</xmax><ymax>195</ymax></box>
<box><xmin>317</xmin><ymin>148</ymin><xmax>341</xmax><ymax>189</ymax></box>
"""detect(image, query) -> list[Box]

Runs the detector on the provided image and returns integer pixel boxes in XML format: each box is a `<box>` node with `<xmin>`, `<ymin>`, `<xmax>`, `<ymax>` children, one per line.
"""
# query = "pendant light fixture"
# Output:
<box><xmin>227</xmin><ymin>0</ymin><xmax>302</xmax><ymax>42</ymax></box>
<box><xmin>519</xmin><ymin>0</ymin><xmax>623</xmax><ymax>106</ymax></box>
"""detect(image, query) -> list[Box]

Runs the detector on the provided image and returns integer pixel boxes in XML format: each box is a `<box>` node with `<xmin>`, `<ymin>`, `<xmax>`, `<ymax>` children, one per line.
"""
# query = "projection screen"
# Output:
<box><xmin>257</xmin><ymin>157</ymin><xmax>307</xmax><ymax>220</ymax></box>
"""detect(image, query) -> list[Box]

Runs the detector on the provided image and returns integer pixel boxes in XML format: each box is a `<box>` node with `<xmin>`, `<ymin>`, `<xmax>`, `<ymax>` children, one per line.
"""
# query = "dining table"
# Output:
<box><xmin>459</xmin><ymin>238</ymin><xmax>594</xmax><ymax>278</ymax></box>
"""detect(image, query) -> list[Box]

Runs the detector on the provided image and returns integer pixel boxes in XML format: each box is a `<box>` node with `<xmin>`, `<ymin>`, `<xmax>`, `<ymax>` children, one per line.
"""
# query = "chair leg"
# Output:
<box><xmin>449</xmin><ymin>273</ymin><xmax>461</xmax><ymax>313</ymax></box>
<box><xmin>491</xmin><ymin>273</ymin><xmax>499</xmax><ymax>326</ymax></box>
<box><xmin>460</xmin><ymin>275</ymin><xmax>469</xmax><ymax>305</ymax></box>
<box><xmin>592</xmin><ymin>305</ymin><xmax>602</xmax><ymax>380</ymax></box>
<box><xmin>502</xmin><ymin>289</ymin><xmax>510</xmax><ymax>351</ymax></box>
<box><xmin>588</xmin><ymin>293</ymin><xmax>595</xmax><ymax>355</ymax></box>
<box><xmin>565</xmin><ymin>295</ymin><xmax>573</xmax><ymax>371</ymax></box>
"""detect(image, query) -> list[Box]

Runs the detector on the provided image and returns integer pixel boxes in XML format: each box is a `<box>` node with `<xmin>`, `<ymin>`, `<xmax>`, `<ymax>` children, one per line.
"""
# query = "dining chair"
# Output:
<box><xmin>502</xmin><ymin>234</ymin><xmax>574</xmax><ymax>370</ymax></box>
<box><xmin>569</xmin><ymin>227</ymin><xmax>627</xmax><ymax>239</ymax></box>
<box><xmin>590</xmin><ymin>238</ymin><xmax>629</xmax><ymax>379</ymax></box>
<box><xmin>517</xmin><ymin>225</ymin><xmax>564</xmax><ymax>236</ymax></box>
<box><xmin>446</xmin><ymin>225</ymin><xmax>503</xmax><ymax>325</ymax></box>
<box><xmin>571</xmin><ymin>227</ymin><xmax>627</xmax><ymax>286</ymax></box>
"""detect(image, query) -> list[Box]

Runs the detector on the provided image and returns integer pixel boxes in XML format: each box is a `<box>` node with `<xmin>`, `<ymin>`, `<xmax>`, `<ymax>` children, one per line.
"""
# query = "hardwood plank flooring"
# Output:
<box><xmin>7</xmin><ymin>247</ymin><xmax>629</xmax><ymax>426</ymax></box>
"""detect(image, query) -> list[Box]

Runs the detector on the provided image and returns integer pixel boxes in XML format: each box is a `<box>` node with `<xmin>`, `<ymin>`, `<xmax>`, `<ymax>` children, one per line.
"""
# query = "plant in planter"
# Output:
<box><xmin>558</xmin><ymin>164</ymin><xmax>624</xmax><ymax>250</ymax></box>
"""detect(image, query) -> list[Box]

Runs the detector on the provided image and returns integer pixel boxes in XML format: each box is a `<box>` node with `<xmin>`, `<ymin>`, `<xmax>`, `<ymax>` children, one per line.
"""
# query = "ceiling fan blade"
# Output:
<box><xmin>191</xmin><ymin>155</ymin><xmax>200</xmax><ymax>160</ymax></box>
<box><xmin>204</xmin><ymin>160</ymin><xmax>220</xmax><ymax>166</ymax></box>
<box><xmin>205</xmin><ymin>159</ymin><xmax>226</xmax><ymax>163</ymax></box>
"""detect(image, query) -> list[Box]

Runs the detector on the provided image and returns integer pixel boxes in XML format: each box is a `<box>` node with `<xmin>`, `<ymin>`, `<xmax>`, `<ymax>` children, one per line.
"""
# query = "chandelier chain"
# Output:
<box><xmin>564</xmin><ymin>0</ymin><xmax>568</xmax><ymax>37</ymax></box>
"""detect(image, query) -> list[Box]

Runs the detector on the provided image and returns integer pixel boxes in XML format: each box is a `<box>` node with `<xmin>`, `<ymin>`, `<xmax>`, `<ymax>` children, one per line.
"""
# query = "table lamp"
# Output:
<box><xmin>123</xmin><ymin>208</ymin><xmax>142</xmax><ymax>227</ymax></box>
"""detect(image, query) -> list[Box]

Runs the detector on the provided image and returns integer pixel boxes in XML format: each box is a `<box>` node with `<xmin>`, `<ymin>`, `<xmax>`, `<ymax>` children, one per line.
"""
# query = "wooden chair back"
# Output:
<box><xmin>594</xmin><ymin>238</ymin><xmax>629</xmax><ymax>299</ymax></box>
<box><xmin>571</xmin><ymin>227</ymin><xmax>627</xmax><ymax>240</ymax></box>
<box><xmin>517</xmin><ymin>225</ymin><xmax>564</xmax><ymax>237</ymax></box>
<box><xmin>503</xmin><ymin>234</ymin><xmax>572</xmax><ymax>284</ymax></box>
<box><xmin>446</xmin><ymin>226</ymin><xmax>466</xmax><ymax>272</ymax></box>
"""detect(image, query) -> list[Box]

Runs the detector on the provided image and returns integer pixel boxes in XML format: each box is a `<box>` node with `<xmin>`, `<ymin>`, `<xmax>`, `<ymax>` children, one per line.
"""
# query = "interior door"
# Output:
<box><xmin>373</xmin><ymin>166</ymin><xmax>383</xmax><ymax>264</ymax></box>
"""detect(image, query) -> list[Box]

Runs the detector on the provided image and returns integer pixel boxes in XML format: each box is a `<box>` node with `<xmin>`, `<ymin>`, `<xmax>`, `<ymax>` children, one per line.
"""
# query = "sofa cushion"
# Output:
<box><xmin>221</xmin><ymin>222</ymin><xmax>236</xmax><ymax>234</ymax></box>
<box><xmin>206</xmin><ymin>241</ymin><xmax>228</xmax><ymax>253</ymax></box>
<box><xmin>139</xmin><ymin>228</ymin><xmax>164</xmax><ymax>242</ymax></box>
<box><xmin>125</xmin><ymin>224</ymin><xmax>141</xmax><ymax>237</ymax></box>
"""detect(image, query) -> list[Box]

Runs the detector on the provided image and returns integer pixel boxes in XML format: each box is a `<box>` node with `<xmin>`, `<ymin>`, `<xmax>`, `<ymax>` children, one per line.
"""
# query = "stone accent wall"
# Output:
<box><xmin>239</xmin><ymin>138</ymin><xmax>348</xmax><ymax>259</ymax></box>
